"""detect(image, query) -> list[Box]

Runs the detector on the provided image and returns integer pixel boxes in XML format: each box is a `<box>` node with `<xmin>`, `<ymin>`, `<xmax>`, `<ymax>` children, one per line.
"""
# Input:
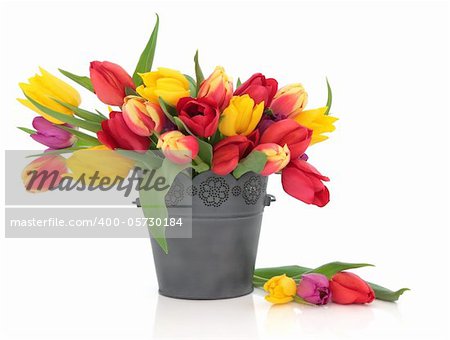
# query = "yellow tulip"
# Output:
<box><xmin>136</xmin><ymin>67</ymin><xmax>190</xmax><ymax>106</ymax></box>
<box><xmin>263</xmin><ymin>274</ymin><xmax>297</xmax><ymax>304</ymax></box>
<box><xmin>293</xmin><ymin>106</ymin><xmax>338</xmax><ymax>145</ymax></box>
<box><xmin>219</xmin><ymin>94</ymin><xmax>264</xmax><ymax>136</ymax></box>
<box><xmin>66</xmin><ymin>145</ymin><xmax>135</xmax><ymax>185</ymax></box>
<box><xmin>18</xmin><ymin>67</ymin><xmax>81</xmax><ymax>124</ymax></box>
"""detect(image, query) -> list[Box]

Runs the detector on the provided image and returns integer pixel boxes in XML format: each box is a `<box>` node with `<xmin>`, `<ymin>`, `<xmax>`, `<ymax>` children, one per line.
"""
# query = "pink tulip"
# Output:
<box><xmin>296</xmin><ymin>273</ymin><xmax>331</xmax><ymax>305</ymax></box>
<box><xmin>90</xmin><ymin>61</ymin><xmax>135</xmax><ymax>106</ymax></box>
<box><xmin>31</xmin><ymin>117</ymin><xmax>76</xmax><ymax>149</ymax></box>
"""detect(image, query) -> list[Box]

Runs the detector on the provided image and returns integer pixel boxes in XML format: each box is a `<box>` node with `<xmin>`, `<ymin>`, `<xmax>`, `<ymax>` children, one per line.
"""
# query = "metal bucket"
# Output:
<box><xmin>150</xmin><ymin>171</ymin><xmax>274</xmax><ymax>300</ymax></box>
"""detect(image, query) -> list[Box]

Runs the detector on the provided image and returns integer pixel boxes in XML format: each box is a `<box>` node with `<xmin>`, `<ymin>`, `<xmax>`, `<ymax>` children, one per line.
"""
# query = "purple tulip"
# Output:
<box><xmin>296</xmin><ymin>273</ymin><xmax>331</xmax><ymax>305</ymax></box>
<box><xmin>31</xmin><ymin>117</ymin><xmax>76</xmax><ymax>149</ymax></box>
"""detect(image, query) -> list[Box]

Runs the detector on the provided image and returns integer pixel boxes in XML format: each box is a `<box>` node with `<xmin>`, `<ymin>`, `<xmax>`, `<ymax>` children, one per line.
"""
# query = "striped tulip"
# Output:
<box><xmin>254</xmin><ymin>143</ymin><xmax>290</xmax><ymax>176</ymax></box>
<box><xmin>270</xmin><ymin>83</ymin><xmax>308</xmax><ymax>118</ymax></box>
<box><xmin>21</xmin><ymin>154</ymin><xmax>67</xmax><ymax>193</ymax></box>
<box><xmin>197</xmin><ymin>66</ymin><xmax>233</xmax><ymax>110</ymax></box>
<box><xmin>157</xmin><ymin>131</ymin><xmax>199</xmax><ymax>164</ymax></box>
<box><xmin>122</xmin><ymin>96</ymin><xmax>165</xmax><ymax>136</ymax></box>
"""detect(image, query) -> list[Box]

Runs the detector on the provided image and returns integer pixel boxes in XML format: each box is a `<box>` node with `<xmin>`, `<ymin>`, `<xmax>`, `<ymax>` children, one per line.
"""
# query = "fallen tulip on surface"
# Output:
<box><xmin>263</xmin><ymin>274</ymin><xmax>297</xmax><ymax>304</ymax></box>
<box><xmin>330</xmin><ymin>272</ymin><xmax>375</xmax><ymax>305</ymax></box>
<box><xmin>296</xmin><ymin>273</ymin><xmax>331</xmax><ymax>305</ymax></box>
<box><xmin>21</xmin><ymin>154</ymin><xmax>67</xmax><ymax>193</ymax></box>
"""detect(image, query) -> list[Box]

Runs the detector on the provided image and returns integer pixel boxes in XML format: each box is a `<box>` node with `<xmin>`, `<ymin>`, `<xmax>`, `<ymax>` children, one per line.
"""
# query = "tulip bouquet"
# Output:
<box><xmin>254</xmin><ymin>262</ymin><xmax>409</xmax><ymax>305</ymax></box>
<box><xmin>18</xmin><ymin>15</ymin><xmax>335</xmax><ymax>205</ymax></box>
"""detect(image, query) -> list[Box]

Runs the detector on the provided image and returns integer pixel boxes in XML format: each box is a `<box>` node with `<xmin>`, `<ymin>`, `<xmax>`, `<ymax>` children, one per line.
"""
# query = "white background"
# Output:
<box><xmin>1</xmin><ymin>0</ymin><xmax>449</xmax><ymax>339</ymax></box>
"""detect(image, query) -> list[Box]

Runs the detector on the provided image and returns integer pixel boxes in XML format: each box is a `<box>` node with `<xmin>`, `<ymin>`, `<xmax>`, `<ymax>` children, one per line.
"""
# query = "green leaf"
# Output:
<box><xmin>324</xmin><ymin>77</ymin><xmax>332</xmax><ymax>115</ymax></box>
<box><xmin>52</xmin><ymin>99</ymin><xmax>105</xmax><ymax>123</ymax></box>
<box><xmin>95</xmin><ymin>110</ymin><xmax>108</xmax><ymax>120</ymax></box>
<box><xmin>253</xmin><ymin>265</ymin><xmax>310</xmax><ymax>287</ymax></box>
<box><xmin>139</xmin><ymin>159</ymin><xmax>189</xmax><ymax>253</ymax></box>
<box><xmin>158</xmin><ymin>97</ymin><xmax>177</xmax><ymax>124</ymax></box>
<box><xmin>125</xmin><ymin>87</ymin><xmax>138</xmax><ymax>96</ymax></box>
<box><xmin>59</xmin><ymin>69</ymin><xmax>94</xmax><ymax>92</ymax></box>
<box><xmin>26</xmin><ymin>147</ymin><xmax>87</xmax><ymax>158</ymax></box>
<box><xmin>236</xmin><ymin>77</ymin><xmax>242</xmax><ymax>88</ymax></box>
<box><xmin>194</xmin><ymin>50</ymin><xmax>204</xmax><ymax>90</ymax></box>
<box><xmin>18</xmin><ymin>127</ymin><xmax>36</xmax><ymax>135</ymax></box>
<box><xmin>133</xmin><ymin>14</ymin><xmax>159</xmax><ymax>87</ymax></box>
<box><xmin>368</xmin><ymin>282</ymin><xmax>410</xmax><ymax>302</ymax></box>
<box><xmin>24</xmin><ymin>94</ymin><xmax>101</xmax><ymax>133</ymax></box>
<box><xmin>116</xmin><ymin>150</ymin><xmax>163</xmax><ymax>169</ymax></box>
<box><xmin>306</xmin><ymin>261</ymin><xmax>374</xmax><ymax>279</ymax></box>
<box><xmin>57</xmin><ymin>126</ymin><xmax>101</xmax><ymax>146</ymax></box>
<box><xmin>232</xmin><ymin>151</ymin><xmax>267</xmax><ymax>179</ymax></box>
<box><xmin>184</xmin><ymin>74</ymin><xmax>197</xmax><ymax>97</ymax></box>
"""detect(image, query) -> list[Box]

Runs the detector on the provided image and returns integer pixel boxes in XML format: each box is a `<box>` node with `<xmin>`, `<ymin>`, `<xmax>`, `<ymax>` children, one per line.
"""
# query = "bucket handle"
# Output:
<box><xmin>264</xmin><ymin>194</ymin><xmax>276</xmax><ymax>206</ymax></box>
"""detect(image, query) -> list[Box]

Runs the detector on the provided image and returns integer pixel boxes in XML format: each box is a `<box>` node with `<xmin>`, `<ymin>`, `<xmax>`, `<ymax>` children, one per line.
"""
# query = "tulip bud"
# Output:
<box><xmin>177</xmin><ymin>97</ymin><xmax>220</xmax><ymax>138</ymax></box>
<box><xmin>330</xmin><ymin>272</ymin><xmax>375</xmax><ymax>305</ymax></box>
<box><xmin>18</xmin><ymin>67</ymin><xmax>81</xmax><ymax>124</ymax></box>
<box><xmin>270</xmin><ymin>83</ymin><xmax>308</xmax><ymax>118</ymax></box>
<box><xmin>234</xmin><ymin>73</ymin><xmax>278</xmax><ymax>108</ymax></box>
<box><xmin>260</xmin><ymin>119</ymin><xmax>312</xmax><ymax>159</ymax></box>
<box><xmin>211</xmin><ymin>135</ymin><xmax>255</xmax><ymax>176</ymax></box>
<box><xmin>219</xmin><ymin>95</ymin><xmax>264</xmax><ymax>137</ymax></box>
<box><xmin>253</xmin><ymin>143</ymin><xmax>290</xmax><ymax>176</ymax></box>
<box><xmin>31</xmin><ymin>117</ymin><xmax>76</xmax><ymax>149</ymax></box>
<box><xmin>122</xmin><ymin>96</ymin><xmax>165</xmax><ymax>136</ymax></box>
<box><xmin>97</xmin><ymin>111</ymin><xmax>151</xmax><ymax>152</ymax></box>
<box><xmin>22</xmin><ymin>154</ymin><xmax>67</xmax><ymax>193</ymax></box>
<box><xmin>281</xmin><ymin>159</ymin><xmax>330</xmax><ymax>207</ymax></box>
<box><xmin>296</xmin><ymin>273</ymin><xmax>331</xmax><ymax>305</ymax></box>
<box><xmin>263</xmin><ymin>274</ymin><xmax>297</xmax><ymax>304</ymax></box>
<box><xmin>157</xmin><ymin>131</ymin><xmax>199</xmax><ymax>164</ymax></box>
<box><xmin>90</xmin><ymin>61</ymin><xmax>135</xmax><ymax>106</ymax></box>
<box><xmin>137</xmin><ymin>67</ymin><xmax>190</xmax><ymax>106</ymax></box>
<box><xmin>197</xmin><ymin>66</ymin><xmax>233</xmax><ymax>110</ymax></box>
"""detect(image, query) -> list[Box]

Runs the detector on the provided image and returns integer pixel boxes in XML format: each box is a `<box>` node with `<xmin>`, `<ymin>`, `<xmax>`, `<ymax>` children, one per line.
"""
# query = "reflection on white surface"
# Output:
<box><xmin>153</xmin><ymin>294</ymin><xmax>258</xmax><ymax>339</ymax></box>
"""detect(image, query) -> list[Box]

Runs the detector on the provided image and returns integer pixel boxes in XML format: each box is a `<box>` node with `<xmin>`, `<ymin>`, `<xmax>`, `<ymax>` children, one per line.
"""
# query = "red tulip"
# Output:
<box><xmin>90</xmin><ymin>61</ymin><xmax>135</xmax><ymax>106</ymax></box>
<box><xmin>177</xmin><ymin>97</ymin><xmax>220</xmax><ymax>138</ymax></box>
<box><xmin>211</xmin><ymin>135</ymin><xmax>255</xmax><ymax>176</ymax></box>
<box><xmin>97</xmin><ymin>111</ymin><xmax>150</xmax><ymax>152</ymax></box>
<box><xmin>281</xmin><ymin>159</ymin><xmax>330</xmax><ymax>207</ymax></box>
<box><xmin>260</xmin><ymin>119</ymin><xmax>312</xmax><ymax>159</ymax></box>
<box><xmin>234</xmin><ymin>73</ymin><xmax>278</xmax><ymax>107</ymax></box>
<box><xmin>330</xmin><ymin>272</ymin><xmax>375</xmax><ymax>304</ymax></box>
